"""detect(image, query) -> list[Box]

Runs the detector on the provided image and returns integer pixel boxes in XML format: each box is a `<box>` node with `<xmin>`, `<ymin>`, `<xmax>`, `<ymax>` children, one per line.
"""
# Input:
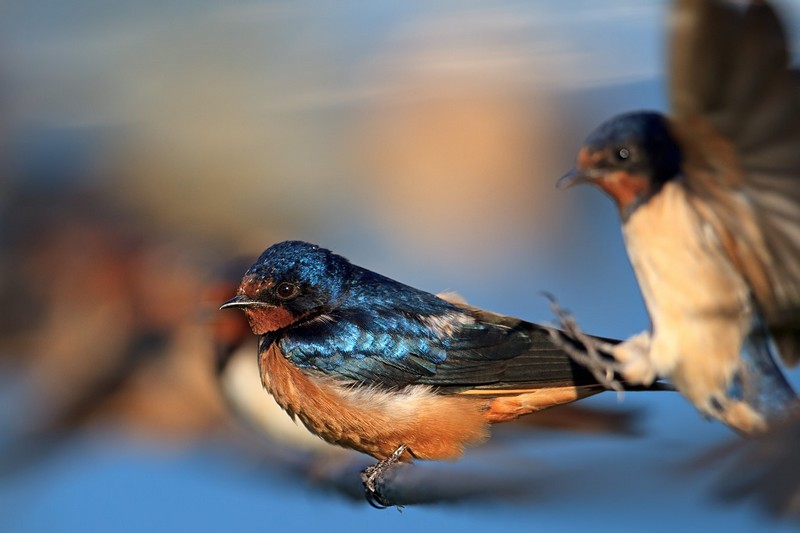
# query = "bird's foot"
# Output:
<box><xmin>545</xmin><ymin>294</ymin><xmax>624</xmax><ymax>393</ymax></box>
<box><xmin>360</xmin><ymin>444</ymin><xmax>408</xmax><ymax>509</ymax></box>
<box><xmin>612</xmin><ymin>331</ymin><xmax>656</xmax><ymax>386</ymax></box>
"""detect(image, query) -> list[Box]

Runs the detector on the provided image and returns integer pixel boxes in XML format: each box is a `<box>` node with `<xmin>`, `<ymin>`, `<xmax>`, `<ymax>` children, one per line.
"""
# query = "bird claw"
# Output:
<box><xmin>544</xmin><ymin>294</ymin><xmax>625</xmax><ymax>393</ymax></box>
<box><xmin>360</xmin><ymin>444</ymin><xmax>408</xmax><ymax>509</ymax></box>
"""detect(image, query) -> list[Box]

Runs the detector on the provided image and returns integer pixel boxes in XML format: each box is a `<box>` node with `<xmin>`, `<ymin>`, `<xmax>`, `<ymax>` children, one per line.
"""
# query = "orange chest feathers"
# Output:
<box><xmin>258</xmin><ymin>343</ymin><xmax>489</xmax><ymax>460</ymax></box>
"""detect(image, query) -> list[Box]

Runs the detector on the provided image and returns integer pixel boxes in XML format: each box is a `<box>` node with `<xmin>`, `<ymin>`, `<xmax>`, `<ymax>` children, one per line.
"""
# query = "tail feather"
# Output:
<box><xmin>737</xmin><ymin>324</ymin><xmax>797</xmax><ymax>421</ymax></box>
<box><xmin>704</xmin><ymin>322</ymin><xmax>797</xmax><ymax>434</ymax></box>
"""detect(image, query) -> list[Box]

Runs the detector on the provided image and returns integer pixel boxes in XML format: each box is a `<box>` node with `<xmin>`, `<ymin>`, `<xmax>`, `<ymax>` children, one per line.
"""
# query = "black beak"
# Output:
<box><xmin>557</xmin><ymin>167</ymin><xmax>591</xmax><ymax>189</ymax></box>
<box><xmin>220</xmin><ymin>294</ymin><xmax>264</xmax><ymax>310</ymax></box>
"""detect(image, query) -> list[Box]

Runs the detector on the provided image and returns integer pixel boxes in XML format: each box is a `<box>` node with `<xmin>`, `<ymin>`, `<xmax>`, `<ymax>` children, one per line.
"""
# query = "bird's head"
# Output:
<box><xmin>220</xmin><ymin>241</ymin><xmax>350</xmax><ymax>334</ymax></box>
<box><xmin>558</xmin><ymin>111</ymin><xmax>682</xmax><ymax>217</ymax></box>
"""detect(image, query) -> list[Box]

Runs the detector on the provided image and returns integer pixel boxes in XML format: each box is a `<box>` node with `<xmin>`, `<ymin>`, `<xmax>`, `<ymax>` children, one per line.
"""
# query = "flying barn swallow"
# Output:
<box><xmin>557</xmin><ymin>0</ymin><xmax>800</xmax><ymax>433</ymax></box>
<box><xmin>220</xmin><ymin>240</ymin><xmax>662</xmax><ymax>503</ymax></box>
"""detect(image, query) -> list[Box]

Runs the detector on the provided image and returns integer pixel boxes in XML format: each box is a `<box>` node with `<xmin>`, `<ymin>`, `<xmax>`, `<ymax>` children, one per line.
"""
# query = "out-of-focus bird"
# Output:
<box><xmin>220</xmin><ymin>240</ymin><xmax>664</xmax><ymax>503</ymax></box>
<box><xmin>0</xmin><ymin>207</ymin><xmax>234</xmax><ymax>474</ymax></box>
<box><xmin>557</xmin><ymin>0</ymin><xmax>799</xmax><ymax>433</ymax></box>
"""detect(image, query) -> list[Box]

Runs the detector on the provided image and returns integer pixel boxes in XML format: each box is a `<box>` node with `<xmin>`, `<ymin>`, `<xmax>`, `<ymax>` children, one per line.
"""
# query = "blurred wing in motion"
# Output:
<box><xmin>711</xmin><ymin>412</ymin><xmax>800</xmax><ymax>517</ymax></box>
<box><xmin>669</xmin><ymin>0</ymin><xmax>800</xmax><ymax>364</ymax></box>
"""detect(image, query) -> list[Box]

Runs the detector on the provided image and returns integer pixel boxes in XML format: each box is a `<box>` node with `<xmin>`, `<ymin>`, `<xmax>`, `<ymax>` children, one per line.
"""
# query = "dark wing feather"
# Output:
<box><xmin>279</xmin><ymin>302</ymin><xmax>614</xmax><ymax>393</ymax></box>
<box><xmin>417</xmin><ymin>308</ymin><xmax>605</xmax><ymax>392</ymax></box>
<box><xmin>669</xmin><ymin>0</ymin><xmax>800</xmax><ymax>363</ymax></box>
<box><xmin>669</xmin><ymin>0</ymin><xmax>739</xmax><ymax>125</ymax></box>
<box><xmin>669</xmin><ymin>0</ymin><xmax>798</xmax><ymax>148</ymax></box>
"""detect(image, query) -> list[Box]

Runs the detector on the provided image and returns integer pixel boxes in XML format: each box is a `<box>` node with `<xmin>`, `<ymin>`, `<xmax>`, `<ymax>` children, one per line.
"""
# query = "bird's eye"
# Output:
<box><xmin>615</xmin><ymin>147</ymin><xmax>630</xmax><ymax>161</ymax></box>
<box><xmin>275</xmin><ymin>282</ymin><xmax>298</xmax><ymax>300</ymax></box>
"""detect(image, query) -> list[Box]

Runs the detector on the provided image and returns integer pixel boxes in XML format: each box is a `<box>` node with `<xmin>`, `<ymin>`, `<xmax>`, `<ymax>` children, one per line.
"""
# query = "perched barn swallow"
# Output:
<box><xmin>220</xmin><ymin>240</ymin><xmax>662</xmax><ymax>502</ymax></box>
<box><xmin>558</xmin><ymin>0</ymin><xmax>799</xmax><ymax>433</ymax></box>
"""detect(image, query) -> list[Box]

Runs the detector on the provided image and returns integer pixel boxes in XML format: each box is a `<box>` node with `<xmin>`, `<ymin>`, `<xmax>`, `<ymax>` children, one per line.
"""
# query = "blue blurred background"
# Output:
<box><xmin>1</xmin><ymin>0</ymin><xmax>799</xmax><ymax>531</ymax></box>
